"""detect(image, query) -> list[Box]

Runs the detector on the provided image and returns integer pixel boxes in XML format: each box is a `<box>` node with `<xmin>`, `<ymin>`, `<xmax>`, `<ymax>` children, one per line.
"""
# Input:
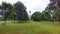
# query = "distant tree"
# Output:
<box><xmin>14</xmin><ymin>1</ymin><xmax>29</xmax><ymax>21</ymax></box>
<box><xmin>31</xmin><ymin>12</ymin><xmax>44</xmax><ymax>21</ymax></box>
<box><xmin>43</xmin><ymin>11</ymin><xmax>51</xmax><ymax>21</ymax></box>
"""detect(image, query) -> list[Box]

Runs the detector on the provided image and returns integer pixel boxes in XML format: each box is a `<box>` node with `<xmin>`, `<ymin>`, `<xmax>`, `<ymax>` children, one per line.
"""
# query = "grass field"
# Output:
<box><xmin>0</xmin><ymin>20</ymin><xmax>60</xmax><ymax>34</ymax></box>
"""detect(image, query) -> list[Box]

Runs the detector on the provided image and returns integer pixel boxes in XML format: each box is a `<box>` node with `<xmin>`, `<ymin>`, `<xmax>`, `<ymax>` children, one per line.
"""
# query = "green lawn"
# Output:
<box><xmin>0</xmin><ymin>21</ymin><xmax>60</xmax><ymax>34</ymax></box>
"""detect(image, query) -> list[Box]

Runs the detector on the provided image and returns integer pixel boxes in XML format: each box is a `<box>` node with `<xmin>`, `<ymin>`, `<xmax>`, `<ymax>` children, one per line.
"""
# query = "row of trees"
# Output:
<box><xmin>0</xmin><ymin>1</ymin><xmax>29</xmax><ymax>22</ymax></box>
<box><xmin>0</xmin><ymin>1</ymin><xmax>60</xmax><ymax>22</ymax></box>
<box><xmin>31</xmin><ymin>11</ymin><xmax>51</xmax><ymax>21</ymax></box>
<box><xmin>31</xmin><ymin>0</ymin><xmax>60</xmax><ymax>21</ymax></box>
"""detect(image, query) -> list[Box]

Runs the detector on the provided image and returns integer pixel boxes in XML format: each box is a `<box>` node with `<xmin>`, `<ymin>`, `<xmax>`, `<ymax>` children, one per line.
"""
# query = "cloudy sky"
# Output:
<box><xmin>0</xmin><ymin>0</ymin><xmax>50</xmax><ymax>14</ymax></box>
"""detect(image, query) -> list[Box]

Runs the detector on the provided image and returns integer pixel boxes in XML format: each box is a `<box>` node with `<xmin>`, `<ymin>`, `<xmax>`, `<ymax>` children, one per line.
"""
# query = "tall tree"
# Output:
<box><xmin>44</xmin><ymin>0</ymin><xmax>60</xmax><ymax>21</ymax></box>
<box><xmin>2</xmin><ymin>2</ymin><xmax>14</xmax><ymax>22</ymax></box>
<box><xmin>54</xmin><ymin>7</ymin><xmax>60</xmax><ymax>21</ymax></box>
<box><xmin>14</xmin><ymin>1</ymin><xmax>29</xmax><ymax>21</ymax></box>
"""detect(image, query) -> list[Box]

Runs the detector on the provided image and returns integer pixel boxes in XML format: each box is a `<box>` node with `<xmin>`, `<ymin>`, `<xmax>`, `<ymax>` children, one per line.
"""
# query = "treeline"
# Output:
<box><xmin>0</xmin><ymin>1</ymin><xmax>29</xmax><ymax>21</ymax></box>
<box><xmin>31</xmin><ymin>11</ymin><xmax>51</xmax><ymax>21</ymax></box>
<box><xmin>31</xmin><ymin>1</ymin><xmax>60</xmax><ymax>22</ymax></box>
<box><xmin>0</xmin><ymin>1</ymin><xmax>60</xmax><ymax>22</ymax></box>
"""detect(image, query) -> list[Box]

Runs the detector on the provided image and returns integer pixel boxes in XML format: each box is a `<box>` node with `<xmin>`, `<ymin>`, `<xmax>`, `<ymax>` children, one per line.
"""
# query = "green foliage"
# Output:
<box><xmin>0</xmin><ymin>1</ymin><xmax>29</xmax><ymax>21</ymax></box>
<box><xmin>31</xmin><ymin>11</ymin><xmax>51</xmax><ymax>21</ymax></box>
<box><xmin>14</xmin><ymin>1</ymin><xmax>29</xmax><ymax>21</ymax></box>
<box><xmin>2</xmin><ymin>2</ymin><xmax>14</xmax><ymax>20</ymax></box>
<box><xmin>54</xmin><ymin>8</ymin><xmax>60</xmax><ymax>21</ymax></box>
<box><xmin>43</xmin><ymin>11</ymin><xmax>51</xmax><ymax>21</ymax></box>
<box><xmin>0</xmin><ymin>2</ymin><xmax>18</xmax><ymax>21</ymax></box>
<box><xmin>6</xmin><ymin>8</ymin><xmax>18</xmax><ymax>20</ymax></box>
<box><xmin>45</xmin><ymin>1</ymin><xmax>60</xmax><ymax>21</ymax></box>
<box><xmin>31</xmin><ymin>12</ymin><xmax>44</xmax><ymax>21</ymax></box>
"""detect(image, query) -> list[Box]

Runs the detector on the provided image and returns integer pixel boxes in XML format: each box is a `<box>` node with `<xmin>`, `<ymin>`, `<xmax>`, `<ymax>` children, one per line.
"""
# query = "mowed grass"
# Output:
<box><xmin>0</xmin><ymin>21</ymin><xmax>60</xmax><ymax>34</ymax></box>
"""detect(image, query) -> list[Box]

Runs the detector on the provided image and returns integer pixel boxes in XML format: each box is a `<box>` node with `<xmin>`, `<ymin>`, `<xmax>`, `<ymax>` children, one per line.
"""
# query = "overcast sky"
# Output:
<box><xmin>0</xmin><ymin>0</ymin><xmax>50</xmax><ymax>14</ymax></box>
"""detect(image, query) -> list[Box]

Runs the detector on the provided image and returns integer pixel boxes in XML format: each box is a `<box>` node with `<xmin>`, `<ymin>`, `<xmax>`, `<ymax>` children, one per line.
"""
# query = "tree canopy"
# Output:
<box><xmin>14</xmin><ymin>1</ymin><xmax>29</xmax><ymax>21</ymax></box>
